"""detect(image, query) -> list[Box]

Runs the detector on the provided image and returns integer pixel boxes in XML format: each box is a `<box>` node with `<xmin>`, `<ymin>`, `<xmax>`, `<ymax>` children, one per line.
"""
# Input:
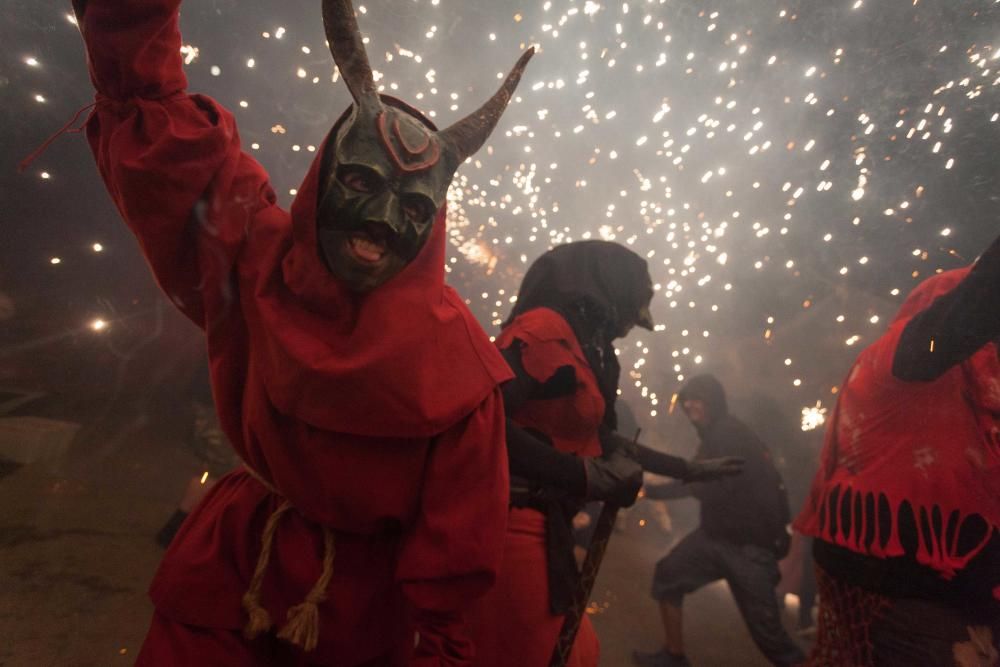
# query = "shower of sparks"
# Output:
<box><xmin>17</xmin><ymin>0</ymin><xmax>1000</xmax><ymax>422</ymax></box>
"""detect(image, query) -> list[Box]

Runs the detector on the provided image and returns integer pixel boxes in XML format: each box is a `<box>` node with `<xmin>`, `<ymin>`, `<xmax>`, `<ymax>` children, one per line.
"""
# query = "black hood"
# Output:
<box><xmin>505</xmin><ymin>240</ymin><xmax>654</xmax><ymax>338</ymax></box>
<box><xmin>678</xmin><ymin>374</ymin><xmax>728</xmax><ymax>425</ymax></box>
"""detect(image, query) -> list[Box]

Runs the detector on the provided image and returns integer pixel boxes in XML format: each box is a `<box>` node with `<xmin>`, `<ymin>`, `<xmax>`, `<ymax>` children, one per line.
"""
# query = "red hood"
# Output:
<box><xmin>242</xmin><ymin>127</ymin><xmax>512</xmax><ymax>438</ymax></box>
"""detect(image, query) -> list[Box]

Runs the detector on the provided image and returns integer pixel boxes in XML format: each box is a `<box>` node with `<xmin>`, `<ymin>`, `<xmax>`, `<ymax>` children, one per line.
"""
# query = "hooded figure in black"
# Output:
<box><xmin>635</xmin><ymin>374</ymin><xmax>805</xmax><ymax>667</ymax></box>
<box><xmin>506</xmin><ymin>240</ymin><xmax>655</xmax><ymax>428</ymax></box>
<box><xmin>673</xmin><ymin>375</ymin><xmax>791</xmax><ymax>551</ymax></box>
<box><xmin>500</xmin><ymin>243</ymin><xmax>742</xmax><ymax>496</ymax></box>
<box><xmin>467</xmin><ymin>242</ymin><xmax>744</xmax><ymax>667</ymax></box>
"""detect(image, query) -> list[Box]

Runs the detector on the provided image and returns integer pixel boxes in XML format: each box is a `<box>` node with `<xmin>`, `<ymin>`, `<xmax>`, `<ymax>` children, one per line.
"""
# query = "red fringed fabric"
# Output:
<box><xmin>795</xmin><ymin>269</ymin><xmax>1000</xmax><ymax>581</ymax></box>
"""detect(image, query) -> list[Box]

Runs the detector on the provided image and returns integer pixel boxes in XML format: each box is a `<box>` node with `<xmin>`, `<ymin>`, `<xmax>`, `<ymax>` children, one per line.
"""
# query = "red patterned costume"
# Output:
<box><xmin>467</xmin><ymin>242</ymin><xmax>737</xmax><ymax>667</ymax></box>
<box><xmin>71</xmin><ymin>0</ymin><xmax>523</xmax><ymax>664</ymax></box>
<box><xmin>468</xmin><ymin>241</ymin><xmax>708</xmax><ymax>667</ymax></box>
<box><xmin>795</xmin><ymin>235</ymin><xmax>1000</xmax><ymax>665</ymax></box>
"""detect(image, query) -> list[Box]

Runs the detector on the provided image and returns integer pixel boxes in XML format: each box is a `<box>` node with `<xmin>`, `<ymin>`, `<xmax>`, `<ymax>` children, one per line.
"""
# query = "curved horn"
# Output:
<box><xmin>439</xmin><ymin>47</ymin><xmax>535</xmax><ymax>164</ymax></box>
<box><xmin>322</xmin><ymin>0</ymin><xmax>380</xmax><ymax>107</ymax></box>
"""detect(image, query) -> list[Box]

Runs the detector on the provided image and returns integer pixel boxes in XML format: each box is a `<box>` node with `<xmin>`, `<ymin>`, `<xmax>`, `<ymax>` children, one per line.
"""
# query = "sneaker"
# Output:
<box><xmin>632</xmin><ymin>648</ymin><xmax>692</xmax><ymax>667</ymax></box>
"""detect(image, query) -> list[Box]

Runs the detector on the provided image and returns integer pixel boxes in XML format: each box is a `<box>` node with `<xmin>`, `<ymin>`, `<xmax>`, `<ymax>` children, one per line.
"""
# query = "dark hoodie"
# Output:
<box><xmin>679</xmin><ymin>375</ymin><xmax>791</xmax><ymax>555</ymax></box>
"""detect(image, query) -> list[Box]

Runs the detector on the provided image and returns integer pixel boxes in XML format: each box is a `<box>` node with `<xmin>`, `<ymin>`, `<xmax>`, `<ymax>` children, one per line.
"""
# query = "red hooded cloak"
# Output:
<box><xmin>74</xmin><ymin>0</ymin><xmax>512</xmax><ymax>663</ymax></box>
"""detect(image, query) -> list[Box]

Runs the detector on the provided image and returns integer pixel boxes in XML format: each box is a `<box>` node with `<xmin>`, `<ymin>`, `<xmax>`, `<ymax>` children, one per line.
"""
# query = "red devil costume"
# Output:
<box><xmin>466</xmin><ymin>242</ymin><xmax>742</xmax><ymax>667</ymax></box>
<box><xmin>795</xmin><ymin>233</ymin><xmax>1000</xmax><ymax>666</ymax></box>
<box><xmin>71</xmin><ymin>0</ymin><xmax>533</xmax><ymax>664</ymax></box>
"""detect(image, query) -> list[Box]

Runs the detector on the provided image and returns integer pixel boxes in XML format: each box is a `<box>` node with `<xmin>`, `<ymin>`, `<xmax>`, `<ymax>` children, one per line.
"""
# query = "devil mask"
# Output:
<box><xmin>317</xmin><ymin>0</ymin><xmax>534</xmax><ymax>291</ymax></box>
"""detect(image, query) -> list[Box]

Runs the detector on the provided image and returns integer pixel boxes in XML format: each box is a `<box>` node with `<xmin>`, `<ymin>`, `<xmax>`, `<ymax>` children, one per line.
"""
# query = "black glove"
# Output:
<box><xmin>683</xmin><ymin>456</ymin><xmax>745</xmax><ymax>482</ymax></box>
<box><xmin>583</xmin><ymin>449</ymin><xmax>643</xmax><ymax>507</ymax></box>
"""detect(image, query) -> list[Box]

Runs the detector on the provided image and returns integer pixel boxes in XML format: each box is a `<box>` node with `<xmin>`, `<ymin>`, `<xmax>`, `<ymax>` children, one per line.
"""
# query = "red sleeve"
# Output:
<box><xmin>76</xmin><ymin>0</ymin><xmax>274</xmax><ymax>328</ymax></box>
<box><xmin>497</xmin><ymin>308</ymin><xmax>583</xmax><ymax>385</ymax></box>
<box><xmin>396</xmin><ymin>388</ymin><xmax>509</xmax><ymax>666</ymax></box>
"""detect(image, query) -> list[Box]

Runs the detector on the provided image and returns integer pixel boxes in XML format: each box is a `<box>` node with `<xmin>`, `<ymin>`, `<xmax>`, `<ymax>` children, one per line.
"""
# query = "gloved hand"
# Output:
<box><xmin>583</xmin><ymin>449</ymin><xmax>643</xmax><ymax>507</ymax></box>
<box><xmin>683</xmin><ymin>456</ymin><xmax>745</xmax><ymax>482</ymax></box>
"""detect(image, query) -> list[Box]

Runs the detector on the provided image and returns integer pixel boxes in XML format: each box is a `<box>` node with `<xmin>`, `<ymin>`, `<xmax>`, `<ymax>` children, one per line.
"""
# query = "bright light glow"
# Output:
<box><xmin>801</xmin><ymin>402</ymin><xmax>827</xmax><ymax>431</ymax></box>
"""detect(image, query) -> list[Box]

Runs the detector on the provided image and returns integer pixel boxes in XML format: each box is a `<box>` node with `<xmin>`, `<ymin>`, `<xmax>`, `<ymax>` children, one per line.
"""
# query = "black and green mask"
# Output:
<box><xmin>317</xmin><ymin>0</ymin><xmax>533</xmax><ymax>292</ymax></box>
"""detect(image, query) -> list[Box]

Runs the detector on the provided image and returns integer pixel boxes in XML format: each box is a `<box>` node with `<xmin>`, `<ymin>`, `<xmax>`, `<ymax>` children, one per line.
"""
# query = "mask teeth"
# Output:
<box><xmin>351</xmin><ymin>234</ymin><xmax>386</xmax><ymax>254</ymax></box>
<box><xmin>354</xmin><ymin>222</ymin><xmax>399</xmax><ymax>255</ymax></box>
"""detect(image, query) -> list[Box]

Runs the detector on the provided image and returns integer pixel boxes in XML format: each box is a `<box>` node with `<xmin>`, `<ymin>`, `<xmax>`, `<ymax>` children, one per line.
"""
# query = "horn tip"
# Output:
<box><xmin>510</xmin><ymin>47</ymin><xmax>535</xmax><ymax>76</ymax></box>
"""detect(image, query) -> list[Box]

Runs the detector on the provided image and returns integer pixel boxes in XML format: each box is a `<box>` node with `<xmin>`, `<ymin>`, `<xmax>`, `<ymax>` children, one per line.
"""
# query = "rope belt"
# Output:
<box><xmin>241</xmin><ymin>466</ymin><xmax>336</xmax><ymax>652</ymax></box>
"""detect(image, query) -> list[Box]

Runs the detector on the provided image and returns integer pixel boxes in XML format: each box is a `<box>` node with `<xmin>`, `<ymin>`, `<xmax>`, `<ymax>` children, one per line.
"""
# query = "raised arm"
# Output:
<box><xmin>74</xmin><ymin>0</ymin><xmax>275</xmax><ymax>328</ymax></box>
<box><xmin>892</xmin><ymin>233</ymin><xmax>1000</xmax><ymax>382</ymax></box>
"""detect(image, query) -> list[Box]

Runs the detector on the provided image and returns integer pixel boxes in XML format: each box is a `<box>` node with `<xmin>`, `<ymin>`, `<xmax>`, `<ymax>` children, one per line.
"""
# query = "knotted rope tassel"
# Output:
<box><xmin>277</xmin><ymin>526</ymin><xmax>336</xmax><ymax>652</ymax></box>
<box><xmin>240</xmin><ymin>468</ymin><xmax>338</xmax><ymax>652</ymax></box>
<box><xmin>241</xmin><ymin>499</ymin><xmax>294</xmax><ymax>640</ymax></box>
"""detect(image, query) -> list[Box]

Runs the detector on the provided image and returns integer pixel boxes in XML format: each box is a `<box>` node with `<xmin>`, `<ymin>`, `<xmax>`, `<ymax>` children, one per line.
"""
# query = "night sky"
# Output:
<box><xmin>3</xmin><ymin>0</ymin><xmax>999</xmax><ymax>439</ymax></box>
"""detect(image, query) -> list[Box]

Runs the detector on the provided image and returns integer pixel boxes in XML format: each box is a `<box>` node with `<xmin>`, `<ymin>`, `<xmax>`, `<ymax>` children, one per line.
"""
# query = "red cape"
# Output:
<box><xmin>76</xmin><ymin>0</ymin><xmax>512</xmax><ymax>662</ymax></box>
<box><xmin>795</xmin><ymin>269</ymin><xmax>1000</xmax><ymax>579</ymax></box>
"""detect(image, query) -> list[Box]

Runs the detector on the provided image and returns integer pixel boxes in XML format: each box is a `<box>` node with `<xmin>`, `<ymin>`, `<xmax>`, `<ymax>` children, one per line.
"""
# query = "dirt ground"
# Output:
<box><xmin>0</xmin><ymin>426</ymin><xmax>809</xmax><ymax>667</ymax></box>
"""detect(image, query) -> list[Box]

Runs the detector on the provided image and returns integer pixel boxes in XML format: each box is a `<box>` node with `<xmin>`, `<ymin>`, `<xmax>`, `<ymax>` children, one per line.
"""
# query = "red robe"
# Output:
<box><xmin>74</xmin><ymin>1</ymin><xmax>512</xmax><ymax>664</ymax></box>
<box><xmin>467</xmin><ymin>307</ymin><xmax>602</xmax><ymax>667</ymax></box>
